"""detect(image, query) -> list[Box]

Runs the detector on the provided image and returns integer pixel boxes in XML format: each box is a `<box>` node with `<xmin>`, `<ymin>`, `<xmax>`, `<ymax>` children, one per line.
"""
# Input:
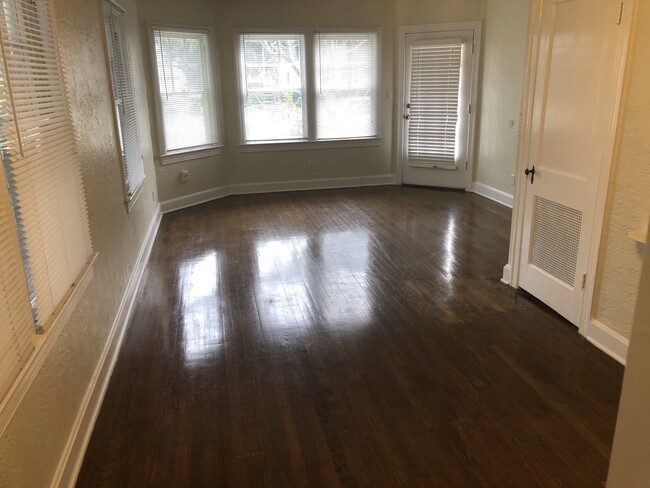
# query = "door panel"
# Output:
<box><xmin>518</xmin><ymin>0</ymin><xmax>627</xmax><ymax>325</ymax></box>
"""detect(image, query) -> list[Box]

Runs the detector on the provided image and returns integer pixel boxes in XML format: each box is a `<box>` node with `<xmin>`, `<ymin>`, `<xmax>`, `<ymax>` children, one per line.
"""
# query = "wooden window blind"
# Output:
<box><xmin>0</xmin><ymin>0</ymin><xmax>93</xmax><ymax>398</ymax></box>
<box><xmin>103</xmin><ymin>0</ymin><xmax>144</xmax><ymax>203</ymax></box>
<box><xmin>407</xmin><ymin>40</ymin><xmax>463</xmax><ymax>167</ymax></box>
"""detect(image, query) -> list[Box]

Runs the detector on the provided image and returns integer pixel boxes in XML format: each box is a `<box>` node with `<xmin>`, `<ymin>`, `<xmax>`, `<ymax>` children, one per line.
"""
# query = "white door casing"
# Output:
<box><xmin>396</xmin><ymin>22</ymin><xmax>481</xmax><ymax>190</ymax></box>
<box><xmin>514</xmin><ymin>0</ymin><xmax>633</xmax><ymax>327</ymax></box>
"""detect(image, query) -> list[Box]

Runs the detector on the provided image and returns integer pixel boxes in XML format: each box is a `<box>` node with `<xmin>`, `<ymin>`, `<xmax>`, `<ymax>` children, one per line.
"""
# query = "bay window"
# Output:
<box><xmin>237</xmin><ymin>30</ymin><xmax>380</xmax><ymax>145</ymax></box>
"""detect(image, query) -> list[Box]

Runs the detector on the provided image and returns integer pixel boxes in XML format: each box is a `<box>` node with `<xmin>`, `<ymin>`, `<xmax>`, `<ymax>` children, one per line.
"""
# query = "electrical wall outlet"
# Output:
<box><xmin>180</xmin><ymin>170</ymin><xmax>190</xmax><ymax>183</ymax></box>
<box><xmin>510</xmin><ymin>173</ymin><xmax>515</xmax><ymax>185</ymax></box>
<box><xmin>307</xmin><ymin>161</ymin><xmax>314</xmax><ymax>172</ymax></box>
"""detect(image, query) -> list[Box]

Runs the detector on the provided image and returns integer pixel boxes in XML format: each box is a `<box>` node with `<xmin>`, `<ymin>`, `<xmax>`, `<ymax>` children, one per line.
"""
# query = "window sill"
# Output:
<box><xmin>124</xmin><ymin>180</ymin><xmax>145</xmax><ymax>214</ymax></box>
<box><xmin>239</xmin><ymin>137</ymin><xmax>382</xmax><ymax>153</ymax></box>
<box><xmin>160</xmin><ymin>145</ymin><xmax>223</xmax><ymax>165</ymax></box>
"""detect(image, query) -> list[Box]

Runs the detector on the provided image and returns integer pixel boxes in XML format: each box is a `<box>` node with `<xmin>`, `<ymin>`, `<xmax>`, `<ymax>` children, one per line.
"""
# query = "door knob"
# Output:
<box><xmin>404</xmin><ymin>114</ymin><xmax>410</xmax><ymax>120</ymax></box>
<box><xmin>525</xmin><ymin>165</ymin><xmax>536</xmax><ymax>184</ymax></box>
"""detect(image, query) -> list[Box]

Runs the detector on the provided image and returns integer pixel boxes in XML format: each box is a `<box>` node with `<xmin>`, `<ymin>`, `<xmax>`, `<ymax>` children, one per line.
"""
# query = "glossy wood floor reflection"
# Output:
<box><xmin>77</xmin><ymin>187</ymin><xmax>623</xmax><ymax>487</ymax></box>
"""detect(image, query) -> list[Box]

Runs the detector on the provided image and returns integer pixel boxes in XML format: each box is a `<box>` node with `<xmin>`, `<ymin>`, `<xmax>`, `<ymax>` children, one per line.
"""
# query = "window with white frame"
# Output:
<box><xmin>103</xmin><ymin>0</ymin><xmax>145</xmax><ymax>207</ymax></box>
<box><xmin>237</xmin><ymin>30</ymin><xmax>379</xmax><ymax>144</ymax></box>
<box><xmin>0</xmin><ymin>0</ymin><xmax>93</xmax><ymax>402</ymax></box>
<box><xmin>151</xmin><ymin>26</ymin><xmax>220</xmax><ymax>159</ymax></box>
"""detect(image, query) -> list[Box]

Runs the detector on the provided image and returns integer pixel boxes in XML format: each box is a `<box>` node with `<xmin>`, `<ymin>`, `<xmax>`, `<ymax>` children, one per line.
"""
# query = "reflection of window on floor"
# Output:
<box><xmin>179</xmin><ymin>251</ymin><xmax>221</xmax><ymax>364</ymax></box>
<box><xmin>253</xmin><ymin>231</ymin><xmax>374</xmax><ymax>332</ymax></box>
<box><xmin>321</xmin><ymin>230</ymin><xmax>372</xmax><ymax>326</ymax></box>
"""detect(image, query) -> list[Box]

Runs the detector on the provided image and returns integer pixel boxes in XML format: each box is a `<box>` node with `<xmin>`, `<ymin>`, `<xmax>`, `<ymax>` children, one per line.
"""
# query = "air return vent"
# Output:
<box><xmin>530</xmin><ymin>197</ymin><xmax>583</xmax><ymax>287</ymax></box>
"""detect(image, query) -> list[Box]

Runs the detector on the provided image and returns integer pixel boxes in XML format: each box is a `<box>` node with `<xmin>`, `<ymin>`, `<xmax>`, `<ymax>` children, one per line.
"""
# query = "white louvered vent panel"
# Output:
<box><xmin>530</xmin><ymin>197</ymin><xmax>583</xmax><ymax>287</ymax></box>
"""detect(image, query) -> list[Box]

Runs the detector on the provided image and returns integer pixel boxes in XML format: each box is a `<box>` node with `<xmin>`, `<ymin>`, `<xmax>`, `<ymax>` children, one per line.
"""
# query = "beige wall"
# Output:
<box><xmin>0</xmin><ymin>0</ymin><xmax>159</xmax><ymax>485</ymax></box>
<box><xmin>474</xmin><ymin>0</ymin><xmax>529</xmax><ymax>194</ymax></box>
<box><xmin>607</xmin><ymin>223</ymin><xmax>650</xmax><ymax>486</ymax></box>
<box><xmin>394</xmin><ymin>0</ymin><xmax>486</xmax><ymax>25</ymax></box>
<box><xmin>137</xmin><ymin>0</ymin><xmax>395</xmax><ymax>201</ymax></box>
<box><xmin>593</xmin><ymin>0</ymin><xmax>650</xmax><ymax>340</ymax></box>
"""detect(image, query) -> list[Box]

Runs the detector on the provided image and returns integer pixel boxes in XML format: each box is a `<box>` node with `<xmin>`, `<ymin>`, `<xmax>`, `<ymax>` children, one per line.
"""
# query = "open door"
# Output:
<box><xmin>399</xmin><ymin>24</ymin><xmax>479</xmax><ymax>189</ymax></box>
<box><xmin>517</xmin><ymin>0</ymin><xmax>632</xmax><ymax>325</ymax></box>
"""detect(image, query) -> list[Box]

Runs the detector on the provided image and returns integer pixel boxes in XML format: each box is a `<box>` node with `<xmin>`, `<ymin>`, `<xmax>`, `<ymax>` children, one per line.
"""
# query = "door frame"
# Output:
<box><xmin>504</xmin><ymin>0</ymin><xmax>636</xmax><ymax>336</ymax></box>
<box><xmin>395</xmin><ymin>21</ymin><xmax>482</xmax><ymax>189</ymax></box>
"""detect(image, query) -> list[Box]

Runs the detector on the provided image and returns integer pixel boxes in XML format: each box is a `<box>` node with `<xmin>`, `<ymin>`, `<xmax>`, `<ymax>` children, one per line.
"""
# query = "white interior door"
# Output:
<box><xmin>518</xmin><ymin>0</ymin><xmax>630</xmax><ymax>325</ymax></box>
<box><xmin>401</xmin><ymin>28</ymin><xmax>476</xmax><ymax>189</ymax></box>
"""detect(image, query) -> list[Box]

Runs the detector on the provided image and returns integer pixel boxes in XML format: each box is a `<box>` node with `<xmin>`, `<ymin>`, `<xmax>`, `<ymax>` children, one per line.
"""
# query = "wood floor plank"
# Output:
<box><xmin>76</xmin><ymin>187</ymin><xmax>623</xmax><ymax>487</ymax></box>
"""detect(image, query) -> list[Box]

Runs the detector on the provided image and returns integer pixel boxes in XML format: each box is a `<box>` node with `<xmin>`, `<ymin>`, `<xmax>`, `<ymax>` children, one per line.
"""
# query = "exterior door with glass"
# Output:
<box><xmin>401</xmin><ymin>28</ymin><xmax>477</xmax><ymax>189</ymax></box>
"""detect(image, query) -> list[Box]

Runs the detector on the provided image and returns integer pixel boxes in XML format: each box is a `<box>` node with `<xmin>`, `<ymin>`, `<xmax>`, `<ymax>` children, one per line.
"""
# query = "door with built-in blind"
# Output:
<box><xmin>400</xmin><ymin>27</ymin><xmax>478</xmax><ymax>189</ymax></box>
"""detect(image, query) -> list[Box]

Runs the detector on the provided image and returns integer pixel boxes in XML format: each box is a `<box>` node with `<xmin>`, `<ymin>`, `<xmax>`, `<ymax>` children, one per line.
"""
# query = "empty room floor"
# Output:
<box><xmin>76</xmin><ymin>186</ymin><xmax>623</xmax><ymax>487</ymax></box>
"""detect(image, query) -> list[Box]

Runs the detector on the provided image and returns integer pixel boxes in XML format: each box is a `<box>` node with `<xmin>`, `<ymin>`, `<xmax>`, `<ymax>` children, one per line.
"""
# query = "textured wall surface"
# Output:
<box><xmin>0</xmin><ymin>0</ymin><xmax>158</xmax><ymax>485</ymax></box>
<box><xmin>474</xmin><ymin>0</ymin><xmax>529</xmax><ymax>194</ymax></box>
<box><xmin>607</xmin><ymin>222</ymin><xmax>650</xmax><ymax>485</ymax></box>
<box><xmin>593</xmin><ymin>1</ymin><xmax>650</xmax><ymax>339</ymax></box>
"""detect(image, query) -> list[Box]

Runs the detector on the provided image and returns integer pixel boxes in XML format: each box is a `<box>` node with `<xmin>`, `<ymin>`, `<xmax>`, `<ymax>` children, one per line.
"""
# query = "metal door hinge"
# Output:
<box><xmin>581</xmin><ymin>273</ymin><xmax>587</xmax><ymax>289</ymax></box>
<box><xmin>468</xmin><ymin>104</ymin><xmax>472</xmax><ymax>114</ymax></box>
<box><xmin>471</xmin><ymin>43</ymin><xmax>475</xmax><ymax>54</ymax></box>
<box><xmin>465</xmin><ymin>161</ymin><xmax>468</xmax><ymax>171</ymax></box>
<box><xmin>617</xmin><ymin>2</ymin><xmax>624</xmax><ymax>25</ymax></box>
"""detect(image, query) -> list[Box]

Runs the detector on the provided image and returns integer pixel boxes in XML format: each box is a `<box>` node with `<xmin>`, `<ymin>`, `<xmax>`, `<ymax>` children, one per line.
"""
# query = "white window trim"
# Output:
<box><xmin>148</xmin><ymin>24</ymin><xmax>224</xmax><ymax>164</ymax></box>
<box><xmin>160</xmin><ymin>145</ymin><xmax>223</xmax><ymax>165</ymax></box>
<box><xmin>234</xmin><ymin>27</ymin><xmax>383</xmax><ymax>148</ymax></box>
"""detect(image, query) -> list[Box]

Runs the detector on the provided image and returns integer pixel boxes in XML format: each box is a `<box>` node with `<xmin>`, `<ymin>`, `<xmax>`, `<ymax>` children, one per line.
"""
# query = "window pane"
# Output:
<box><xmin>154</xmin><ymin>29</ymin><xmax>219</xmax><ymax>152</ymax></box>
<box><xmin>239</xmin><ymin>34</ymin><xmax>306</xmax><ymax>141</ymax></box>
<box><xmin>315</xmin><ymin>32</ymin><xmax>378</xmax><ymax>140</ymax></box>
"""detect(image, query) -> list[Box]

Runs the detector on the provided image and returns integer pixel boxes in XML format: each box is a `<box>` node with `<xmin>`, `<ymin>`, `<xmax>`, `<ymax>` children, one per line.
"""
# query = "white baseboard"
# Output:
<box><xmin>52</xmin><ymin>204</ymin><xmax>163</xmax><ymax>488</ymax></box>
<box><xmin>161</xmin><ymin>175</ymin><xmax>396</xmax><ymax>214</ymax></box>
<box><xmin>471</xmin><ymin>182</ymin><xmax>514</xmax><ymax>208</ymax></box>
<box><xmin>229</xmin><ymin>174</ymin><xmax>396</xmax><ymax>196</ymax></box>
<box><xmin>160</xmin><ymin>185</ymin><xmax>228</xmax><ymax>214</ymax></box>
<box><xmin>501</xmin><ymin>264</ymin><xmax>512</xmax><ymax>285</ymax></box>
<box><xmin>585</xmin><ymin>319</ymin><xmax>629</xmax><ymax>365</ymax></box>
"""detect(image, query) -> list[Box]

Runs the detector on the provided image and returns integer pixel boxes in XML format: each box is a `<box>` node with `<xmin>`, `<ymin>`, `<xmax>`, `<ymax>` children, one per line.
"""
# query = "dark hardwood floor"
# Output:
<box><xmin>76</xmin><ymin>186</ymin><xmax>623</xmax><ymax>487</ymax></box>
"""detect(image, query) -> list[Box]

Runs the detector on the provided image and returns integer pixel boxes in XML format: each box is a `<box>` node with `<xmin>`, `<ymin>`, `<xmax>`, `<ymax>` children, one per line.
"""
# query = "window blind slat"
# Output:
<box><xmin>0</xmin><ymin>0</ymin><xmax>93</xmax><ymax>336</ymax></box>
<box><xmin>0</xmin><ymin>155</ymin><xmax>35</xmax><ymax>401</ymax></box>
<box><xmin>407</xmin><ymin>41</ymin><xmax>463</xmax><ymax>166</ymax></box>
<box><xmin>103</xmin><ymin>1</ymin><xmax>144</xmax><ymax>198</ymax></box>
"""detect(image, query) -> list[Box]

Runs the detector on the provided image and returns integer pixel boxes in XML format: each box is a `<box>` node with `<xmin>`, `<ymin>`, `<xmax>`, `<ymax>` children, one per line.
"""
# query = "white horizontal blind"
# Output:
<box><xmin>239</xmin><ymin>33</ymin><xmax>306</xmax><ymax>142</ymax></box>
<box><xmin>0</xmin><ymin>0</ymin><xmax>93</xmax><ymax>330</ymax></box>
<box><xmin>103</xmin><ymin>1</ymin><xmax>144</xmax><ymax>198</ymax></box>
<box><xmin>314</xmin><ymin>32</ymin><xmax>378</xmax><ymax>140</ymax></box>
<box><xmin>0</xmin><ymin>180</ymin><xmax>34</xmax><ymax>400</ymax></box>
<box><xmin>407</xmin><ymin>40</ymin><xmax>462</xmax><ymax>166</ymax></box>
<box><xmin>153</xmin><ymin>27</ymin><xmax>218</xmax><ymax>153</ymax></box>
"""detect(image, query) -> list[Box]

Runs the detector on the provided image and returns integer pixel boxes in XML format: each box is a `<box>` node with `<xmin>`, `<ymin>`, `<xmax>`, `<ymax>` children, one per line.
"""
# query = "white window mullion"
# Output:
<box><xmin>304</xmin><ymin>32</ymin><xmax>316</xmax><ymax>142</ymax></box>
